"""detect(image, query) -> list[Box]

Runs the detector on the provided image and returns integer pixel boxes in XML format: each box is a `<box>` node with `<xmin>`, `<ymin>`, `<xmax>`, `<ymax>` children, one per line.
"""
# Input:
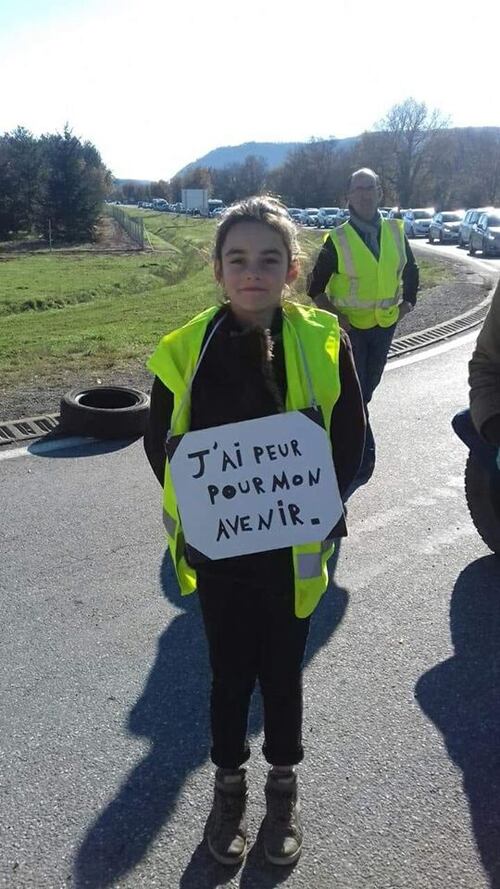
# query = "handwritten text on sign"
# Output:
<box><xmin>168</xmin><ymin>410</ymin><xmax>343</xmax><ymax>560</ymax></box>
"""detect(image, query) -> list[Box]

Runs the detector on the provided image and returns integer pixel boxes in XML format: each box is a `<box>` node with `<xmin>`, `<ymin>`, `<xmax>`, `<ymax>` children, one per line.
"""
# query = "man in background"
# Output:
<box><xmin>307</xmin><ymin>167</ymin><xmax>419</xmax><ymax>488</ymax></box>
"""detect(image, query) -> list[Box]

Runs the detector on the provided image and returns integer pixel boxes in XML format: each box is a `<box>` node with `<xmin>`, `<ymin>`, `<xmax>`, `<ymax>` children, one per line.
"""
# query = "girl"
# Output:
<box><xmin>144</xmin><ymin>196</ymin><xmax>365</xmax><ymax>867</ymax></box>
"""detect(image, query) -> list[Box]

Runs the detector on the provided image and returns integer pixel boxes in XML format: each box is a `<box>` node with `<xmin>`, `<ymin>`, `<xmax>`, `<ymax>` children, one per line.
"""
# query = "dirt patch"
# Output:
<box><xmin>91</xmin><ymin>215</ymin><xmax>140</xmax><ymax>251</ymax></box>
<box><xmin>0</xmin><ymin>215</ymin><xmax>142</xmax><ymax>257</ymax></box>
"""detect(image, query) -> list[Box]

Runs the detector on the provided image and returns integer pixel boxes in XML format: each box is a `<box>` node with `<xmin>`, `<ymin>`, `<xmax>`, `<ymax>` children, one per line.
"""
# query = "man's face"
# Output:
<box><xmin>348</xmin><ymin>173</ymin><xmax>381</xmax><ymax>220</ymax></box>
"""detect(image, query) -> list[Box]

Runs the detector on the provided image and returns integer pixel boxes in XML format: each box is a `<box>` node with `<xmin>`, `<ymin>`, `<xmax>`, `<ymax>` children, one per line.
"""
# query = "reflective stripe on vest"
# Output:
<box><xmin>147</xmin><ymin>301</ymin><xmax>342</xmax><ymax>618</ymax></box>
<box><xmin>335</xmin><ymin>225</ymin><xmax>358</xmax><ymax>303</ymax></box>
<box><xmin>386</xmin><ymin>219</ymin><xmax>407</xmax><ymax>285</ymax></box>
<box><xmin>163</xmin><ymin>508</ymin><xmax>177</xmax><ymax>538</ymax></box>
<box><xmin>297</xmin><ymin>551</ymin><xmax>322</xmax><ymax>579</ymax></box>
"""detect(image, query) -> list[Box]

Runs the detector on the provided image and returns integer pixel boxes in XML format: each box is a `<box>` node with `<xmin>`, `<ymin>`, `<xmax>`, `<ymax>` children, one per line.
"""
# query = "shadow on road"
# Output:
<box><xmin>73</xmin><ymin>543</ymin><xmax>348</xmax><ymax>888</ymax></box>
<box><xmin>178</xmin><ymin>821</ymin><xmax>299</xmax><ymax>889</ymax></box>
<box><xmin>415</xmin><ymin>555</ymin><xmax>500</xmax><ymax>889</ymax></box>
<box><xmin>27</xmin><ymin>433</ymin><xmax>141</xmax><ymax>459</ymax></box>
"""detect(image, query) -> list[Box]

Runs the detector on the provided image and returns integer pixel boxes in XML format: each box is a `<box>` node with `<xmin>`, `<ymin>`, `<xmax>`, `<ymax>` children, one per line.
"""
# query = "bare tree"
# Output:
<box><xmin>376</xmin><ymin>97</ymin><xmax>448</xmax><ymax>207</ymax></box>
<box><xmin>236</xmin><ymin>155</ymin><xmax>268</xmax><ymax>198</ymax></box>
<box><xmin>268</xmin><ymin>139</ymin><xmax>342</xmax><ymax>207</ymax></box>
<box><xmin>181</xmin><ymin>166</ymin><xmax>212</xmax><ymax>191</ymax></box>
<box><xmin>474</xmin><ymin>129</ymin><xmax>500</xmax><ymax>205</ymax></box>
<box><xmin>351</xmin><ymin>131</ymin><xmax>397</xmax><ymax>205</ymax></box>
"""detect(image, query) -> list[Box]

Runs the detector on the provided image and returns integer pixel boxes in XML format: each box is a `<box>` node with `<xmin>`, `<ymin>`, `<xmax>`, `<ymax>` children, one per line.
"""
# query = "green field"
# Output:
<box><xmin>0</xmin><ymin>213</ymin><xmax>455</xmax><ymax>391</ymax></box>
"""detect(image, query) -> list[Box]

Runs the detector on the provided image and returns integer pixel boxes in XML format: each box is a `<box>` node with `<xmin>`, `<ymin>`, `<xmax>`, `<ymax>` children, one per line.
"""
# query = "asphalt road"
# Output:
<box><xmin>408</xmin><ymin>237</ymin><xmax>500</xmax><ymax>289</ymax></box>
<box><xmin>2</xmin><ymin>311</ymin><xmax>500</xmax><ymax>887</ymax></box>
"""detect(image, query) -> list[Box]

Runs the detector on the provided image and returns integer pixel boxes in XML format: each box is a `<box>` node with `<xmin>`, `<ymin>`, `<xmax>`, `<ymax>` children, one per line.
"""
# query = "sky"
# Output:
<box><xmin>1</xmin><ymin>0</ymin><xmax>499</xmax><ymax>181</ymax></box>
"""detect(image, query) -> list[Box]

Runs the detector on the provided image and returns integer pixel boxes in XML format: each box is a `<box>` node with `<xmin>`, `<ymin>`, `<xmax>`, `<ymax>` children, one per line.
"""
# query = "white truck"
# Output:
<box><xmin>181</xmin><ymin>188</ymin><xmax>209</xmax><ymax>216</ymax></box>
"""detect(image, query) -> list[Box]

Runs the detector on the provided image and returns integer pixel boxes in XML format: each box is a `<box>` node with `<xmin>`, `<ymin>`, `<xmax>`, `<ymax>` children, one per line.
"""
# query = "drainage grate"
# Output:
<box><xmin>0</xmin><ymin>413</ymin><xmax>60</xmax><ymax>446</ymax></box>
<box><xmin>388</xmin><ymin>301</ymin><xmax>489</xmax><ymax>359</ymax></box>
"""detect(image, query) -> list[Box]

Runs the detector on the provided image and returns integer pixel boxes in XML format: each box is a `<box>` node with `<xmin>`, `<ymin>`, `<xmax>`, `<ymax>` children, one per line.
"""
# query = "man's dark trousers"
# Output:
<box><xmin>347</xmin><ymin>322</ymin><xmax>397</xmax><ymax>487</ymax></box>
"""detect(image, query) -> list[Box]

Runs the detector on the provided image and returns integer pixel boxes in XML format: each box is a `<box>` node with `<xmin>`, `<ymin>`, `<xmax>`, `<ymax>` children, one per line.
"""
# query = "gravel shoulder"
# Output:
<box><xmin>397</xmin><ymin>245</ymin><xmax>494</xmax><ymax>337</ymax></box>
<box><xmin>0</xmin><ymin>248</ymin><xmax>496</xmax><ymax>423</ymax></box>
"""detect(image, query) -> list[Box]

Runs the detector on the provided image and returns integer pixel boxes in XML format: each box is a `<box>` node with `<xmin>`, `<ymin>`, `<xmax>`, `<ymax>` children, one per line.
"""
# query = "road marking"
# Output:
<box><xmin>413</xmin><ymin>242</ymin><xmax>498</xmax><ymax>274</ymax></box>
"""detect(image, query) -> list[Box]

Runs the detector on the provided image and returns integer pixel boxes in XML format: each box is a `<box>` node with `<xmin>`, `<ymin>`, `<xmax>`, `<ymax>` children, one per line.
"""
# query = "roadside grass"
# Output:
<box><xmin>416</xmin><ymin>255</ymin><xmax>459</xmax><ymax>289</ymax></box>
<box><xmin>0</xmin><ymin>215</ymin><xmax>459</xmax><ymax>391</ymax></box>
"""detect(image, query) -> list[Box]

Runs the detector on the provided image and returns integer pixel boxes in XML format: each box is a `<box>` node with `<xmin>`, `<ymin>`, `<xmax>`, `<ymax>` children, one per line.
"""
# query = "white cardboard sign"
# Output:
<box><xmin>167</xmin><ymin>409</ymin><xmax>343</xmax><ymax>560</ymax></box>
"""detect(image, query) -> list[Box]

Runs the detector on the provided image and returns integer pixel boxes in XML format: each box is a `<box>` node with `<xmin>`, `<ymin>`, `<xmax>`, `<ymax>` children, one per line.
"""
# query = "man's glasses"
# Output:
<box><xmin>349</xmin><ymin>185</ymin><xmax>378</xmax><ymax>194</ymax></box>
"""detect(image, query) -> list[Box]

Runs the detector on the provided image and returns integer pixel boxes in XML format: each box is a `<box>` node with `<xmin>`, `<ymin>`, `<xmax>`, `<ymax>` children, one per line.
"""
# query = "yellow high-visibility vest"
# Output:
<box><xmin>327</xmin><ymin>218</ymin><xmax>406</xmax><ymax>329</ymax></box>
<box><xmin>147</xmin><ymin>301</ymin><xmax>342</xmax><ymax>618</ymax></box>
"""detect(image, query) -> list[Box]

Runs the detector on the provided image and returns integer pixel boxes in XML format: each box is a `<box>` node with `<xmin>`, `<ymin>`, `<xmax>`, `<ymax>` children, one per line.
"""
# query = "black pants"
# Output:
<box><xmin>197</xmin><ymin>551</ymin><xmax>310</xmax><ymax>769</ymax></box>
<box><xmin>348</xmin><ymin>323</ymin><xmax>397</xmax><ymax>481</ymax></box>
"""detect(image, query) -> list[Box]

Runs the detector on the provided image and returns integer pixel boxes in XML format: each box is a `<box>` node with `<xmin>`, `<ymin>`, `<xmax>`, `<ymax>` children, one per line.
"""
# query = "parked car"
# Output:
<box><xmin>316</xmin><ymin>207</ymin><xmax>339</xmax><ymax>228</ymax></box>
<box><xmin>287</xmin><ymin>208</ymin><xmax>302</xmax><ymax>223</ymax></box>
<box><xmin>458</xmin><ymin>207</ymin><xmax>493</xmax><ymax>248</ymax></box>
<box><xmin>299</xmin><ymin>208</ymin><xmax>320</xmax><ymax>226</ymax></box>
<box><xmin>468</xmin><ymin>210</ymin><xmax>500</xmax><ymax>257</ymax></box>
<box><xmin>428</xmin><ymin>211</ymin><xmax>465</xmax><ymax>244</ymax></box>
<box><xmin>389</xmin><ymin>208</ymin><xmax>406</xmax><ymax>219</ymax></box>
<box><xmin>379</xmin><ymin>209</ymin><xmax>389</xmax><ymax>219</ymax></box>
<box><xmin>334</xmin><ymin>208</ymin><xmax>350</xmax><ymax>226</ymax></box>
<box><xmin>403</xmin><ymin>209</ymin><xmax>434</xmax><ymax>238</ymax></box>
<box><xmin>152</xmin><ymin>198</ymin><xmax>169</xmax><ymax>211</ymax></box>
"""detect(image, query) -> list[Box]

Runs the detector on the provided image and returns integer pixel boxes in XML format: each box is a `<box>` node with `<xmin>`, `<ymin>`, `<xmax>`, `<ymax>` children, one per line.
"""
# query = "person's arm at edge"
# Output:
<box><xmin>306</xmin><ymin>236</ymin><xmax>338</xmax><ymax>299</ymax></box>
<box><xmin>329</xmin><ymin>331</ymin><xmax>366</xmax><ymax>498</ymax></box>
<box><xmin>143</xmin><ymin>376</ymin><xmax>174</xmax><ymax>485</ymax></box>
<box><xmin>469</xmin><ymin>279</ymin><xmax>500</xmax><ymax>445</ymax></box>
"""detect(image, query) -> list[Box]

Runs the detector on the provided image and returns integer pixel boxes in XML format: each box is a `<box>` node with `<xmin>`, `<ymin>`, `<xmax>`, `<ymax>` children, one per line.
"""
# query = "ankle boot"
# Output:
<box><xmin>263</xmin><ymin>769</ymin><xmax>303</xmax><ymax>866</ymax></box>
<box><xmin>205</xmin><ymin>768</ymin><xmax>248</xmax><ymax>865</ymax></box>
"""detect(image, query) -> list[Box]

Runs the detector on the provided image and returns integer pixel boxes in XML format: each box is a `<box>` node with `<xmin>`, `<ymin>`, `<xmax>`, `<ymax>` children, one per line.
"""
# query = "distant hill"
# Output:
<box><xmin>118</xmin><ymin>127</ymin><xmax>500</xmax><ymax>184</ymax></box>
<box><xmin>176</xmin><ymin>137</ymin><xmax>358</xmax><ymax>177</ymax></box>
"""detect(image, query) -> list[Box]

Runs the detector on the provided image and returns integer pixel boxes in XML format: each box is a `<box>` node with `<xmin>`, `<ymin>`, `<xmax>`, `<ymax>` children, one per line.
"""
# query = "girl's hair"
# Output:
<box><xmin>214</xmin><ymin>195</ymin><xmax>300</xmax><ymax>268</ymax></box>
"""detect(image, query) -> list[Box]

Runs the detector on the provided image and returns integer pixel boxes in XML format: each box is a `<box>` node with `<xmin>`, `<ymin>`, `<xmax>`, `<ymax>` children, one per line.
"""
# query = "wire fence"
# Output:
<box><xmin>108</xmin><ymin>205</ymin><xmax>145</xmax><ymax>248</ymax></box>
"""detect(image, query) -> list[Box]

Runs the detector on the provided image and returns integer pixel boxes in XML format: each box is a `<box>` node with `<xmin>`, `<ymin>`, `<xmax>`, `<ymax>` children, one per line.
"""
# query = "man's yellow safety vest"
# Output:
<box><xmin>147</xmin><ymin>301</ymin><xmax>342</xmax><ymax>618</ymax></box>
<box><xmin>327</xmin><ymin>218</ymin><xmax>406</xmax><ymax>329</ymax></box>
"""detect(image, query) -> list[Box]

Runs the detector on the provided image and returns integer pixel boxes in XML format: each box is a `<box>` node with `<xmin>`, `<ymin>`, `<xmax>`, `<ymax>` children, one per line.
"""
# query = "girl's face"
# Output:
<box><xmin>215</xmin><ymin>220</ymin><xmax>298</xmax><ymax>325</ymax></box>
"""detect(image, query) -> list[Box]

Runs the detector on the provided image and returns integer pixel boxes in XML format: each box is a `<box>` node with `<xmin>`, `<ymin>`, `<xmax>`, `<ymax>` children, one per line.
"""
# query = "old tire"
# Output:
<box><xmin>464</xmin><ymin>453</ymin><xmax>500</xmax><ymax>555</ymax></box>
<box><xmin>59</xmin><ymin>386</ymin><xmax>150</xmax><ymax>439</ymax></box>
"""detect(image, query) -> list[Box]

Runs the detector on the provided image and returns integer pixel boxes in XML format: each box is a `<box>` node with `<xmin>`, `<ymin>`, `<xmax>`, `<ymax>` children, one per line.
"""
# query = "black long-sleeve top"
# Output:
<box><xmin>307</xmin><ymin>219</ymin><xmax>419</xmax><ymax>305</ymax></box>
